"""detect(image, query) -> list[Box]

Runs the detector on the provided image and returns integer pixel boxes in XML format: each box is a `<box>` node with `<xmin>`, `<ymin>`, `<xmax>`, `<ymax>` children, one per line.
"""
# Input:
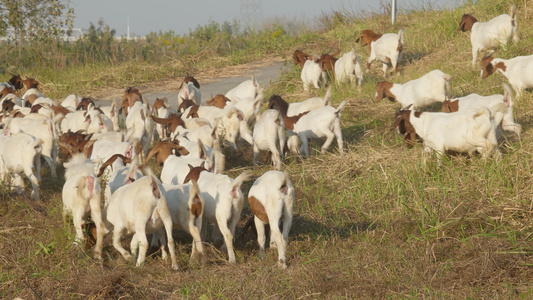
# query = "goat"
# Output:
<box><xmin>392</xmin><ymin>108</ymin><xmax>500</xmax><ymax>165</ymax></box>
<box><xmin>375</xmin><ymin>69</ymin><xmax>452</xmax><ymax>109</ymax></box>
<box><xmin>97</xmin><ymin>154</ymin><xmax>142</xmax><ymax>205</ymax></box>
<box><xmin>144</xmin><ymin>140</ymin><xmax>190</xmax><ymax>167</ymax></box>
<box><xmin>480</xmin><ymin>54</ymin><xmax>533</xmax><ymax>97</ymax></box>
<box><xmin>151</xmin><ymin>180</ymin><xmax>205</xmax><ymax>259</ymax></box>
<box><xmin>292</xmin><ymin>49</ymin><xmax>312</xmax><ymax>68</ymax></box>
<box><xmin>21</xmin><ymin>77</ymin><xmax>44</xmax><ymax>105</ymax></box>
<box><xmin>62</xmin><ymin>154</ymin><xmax>105</xmax><ymax>259</ymax></box>
<box><xmin>183</xmin><ymin>105</ymin><xmax>253</xmax><ymax>150</ymax></box>
<box><xmin>300</xmin><ymin>58</ymin><xmax>326</xmax><ymax>92</ymax></box>
<box><xmin>151</xmin><ymin>97</ymin><xmax>171</xmax><ymax>139</ymax></box>
<box><xmin>356</xmin><ymin>29</ymin><xmax>404</xmax><ymax>76</ymax></box>
<box><xmin>288</xmin><ymin>101</ymin><xmax>347</xmax><ymax>157</ymax></box>
<box><xmin>334</xmin><ymin>49</ymin><xmax>364</xmax><ymax>89</ymax></box>
<box><xmin>268</xmin><ymin>86</ymin><xmax>332</xmax><ymax>117</ymax></box>
<box><xmin>248</xmin><ymin>170</ymin><xmax>294</xmax><ymax>269</ymax></box>
<box><xmin>178</xmin><ymin>81</ymin><xmax>202</xmax><ymax>106</ymax></box>
<box><xmin>206</xmin><ymin>94</ymin><xmax>231</xmax><ymax>109</ymax></box>
<box><xmin>118</xmin><ymin>87</ymin><xmax>143</xmax><ymax>113</ymax></box>
<box><xmin>104</xmin><ymin>172</ymin><xmax>179</xmax><ymax>269</ymax></box>
<box><xmin>252</xmin><ymin>109</ymin><xmax>285</xmax><ymax>169</ymax></box>
<box><xmin>441</xmin><ymin>83</ymin><xmax>521</xmax><ymax>136</ymax></box>
<box><xmin>1</xmin><ymin>116</ymin><xmax>59</xmax><ymax>178</ymax></box>
<box><xmin>459</xmin><ymin>4</ymin><xmax>519</xmax><ymax>66</ymax></box>
<box><xmin>227</xmin><ymin>86</ymin><xmax>264</xmax><ymax>125</ymax></box>
<box><xmin>183</xmin><ymin>165</ymin><xmax>252</xmax><ymax>263</ymax></box>
<box><xmin>0</xmin><ymin>133</ymin><xmax>42</xmax><ymax>200</ymax></box>
<box><xmin>225</xmin><ymin>75</ymin><xmax>260</xmax><ymax>103</ymax></box>
<box><xmin>315</xmin><ymin>50</ymin><xmax>340</xmax><ymax>77</ymax></box>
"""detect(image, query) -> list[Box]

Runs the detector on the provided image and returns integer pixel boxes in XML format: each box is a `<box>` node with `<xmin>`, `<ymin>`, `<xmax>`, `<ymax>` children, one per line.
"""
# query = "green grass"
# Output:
<box><xmin>2</xmin><ymin>0</ymin><xmax>533</xmax><ymax>298</ymax></box>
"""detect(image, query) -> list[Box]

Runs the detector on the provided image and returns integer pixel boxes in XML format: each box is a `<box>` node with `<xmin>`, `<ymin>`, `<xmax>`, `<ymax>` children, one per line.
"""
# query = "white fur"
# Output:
<box><xmin>248</xmin><ymin>170</ymin><xmax>294</xmax><ymax>269</ymax></box>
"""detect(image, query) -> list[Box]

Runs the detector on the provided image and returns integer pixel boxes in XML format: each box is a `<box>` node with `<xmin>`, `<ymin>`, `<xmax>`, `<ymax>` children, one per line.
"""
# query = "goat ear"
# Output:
<box><xmin>200</xmin><ymin>161</ymin><xmax>205</xmax><ymax>168</ymax></box>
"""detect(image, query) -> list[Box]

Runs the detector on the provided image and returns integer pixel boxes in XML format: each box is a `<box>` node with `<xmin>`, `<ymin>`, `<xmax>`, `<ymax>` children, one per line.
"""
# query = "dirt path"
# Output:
<box><xmin>93</xmin><ymin>58</ymin><xmax>287</xmax><ymax>106</ymax></box>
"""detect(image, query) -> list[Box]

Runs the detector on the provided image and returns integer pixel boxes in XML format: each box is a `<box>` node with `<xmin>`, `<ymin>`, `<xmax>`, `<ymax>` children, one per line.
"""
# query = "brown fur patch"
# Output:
<box><xmin>22</xmin><ymin>77</ymin><xmax>40</xmax><ymax>89</ymax></box>
<box><xmin>356</xmin><ymin>30</ymin><xmax>382</xmax><ymax>54</ymax></box>
<box><xmin>206</xmin><ymin>94</ymin><xmax>230</xmax><ymax>109</ymax></box>
<box><xmin>376</xmin><ymin>81</ymin><xmax>396</xmax><ymax>102</ymax></box>
<box><xmin>459</xmin><ymin>14</ymin><xmax>477</xmax><ymax>32</ymax></box>
<box><xmin>191</xmin><ymin>195</ymin><xmax>202</xmax><ymax>219</ymax></box>
<box><xmin>52</xmin><ymin>105</ymin><xmax>71</xmax><ymax>116</ymax></box>
<box><xmin>282</xmin><ymin>111</ymin><xmax>309</xmax><ymax>130</ymax></box>
<box><xmin>76</xmin><ymin>97</ymin><xmax>95</xmax><ymax>111</ymax></box>
<box><xmin>183</xmin><ymin>75</ymin><xmax>200</xmax><ymax>89</ymax></box>
<box><xmin>186</xmin><ymin>105</ymin><xmax>200</xmax><ymax>118</ymax></box>
<box><xmin>183</xmin><ymin>164</ymin><xmax>208</xmax><ymax>183</ymax></box>
<box><xmin>248</xmin><ymin>196</ymin><xmax>269</xmax><ymax>223</ymax></box>
<box><xmin>26</xmin><ymin>94</ymin><xmax>38</xmax><ymax>106</ymax></box>
<box><xmin>292</xmin><ymin>49</ymin><xmax>311</xmax><ymax>68</ymax></box>
<box><xmin>441</xmin><ymin>100</ymin><xmax>459</xmax><ymax>113</ymax></box>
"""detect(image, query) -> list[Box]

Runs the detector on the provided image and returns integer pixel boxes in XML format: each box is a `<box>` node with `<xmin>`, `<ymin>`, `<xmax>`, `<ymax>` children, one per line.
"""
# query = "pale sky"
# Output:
<box><xmin>69</xmin><ymin>0</ymin><xmax>466</xmax><ymax>37</ymax></box>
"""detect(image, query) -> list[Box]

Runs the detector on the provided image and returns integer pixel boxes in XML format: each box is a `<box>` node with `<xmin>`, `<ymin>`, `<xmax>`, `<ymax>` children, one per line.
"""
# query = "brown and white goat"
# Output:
<box><xmin>356</xmin><ymin>29</ymin><xmax>404</xmax><ymax>76</ymax></box>
<box><xmin>248</xmin><ymin>170</ymin><xmax>294</xmax><ymax>269</ymax></box>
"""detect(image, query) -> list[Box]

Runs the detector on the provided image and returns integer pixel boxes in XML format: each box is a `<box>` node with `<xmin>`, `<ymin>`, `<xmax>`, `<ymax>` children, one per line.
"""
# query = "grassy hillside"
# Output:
<box><xmin>2</xmin><ymin>0</ymin><xmax>533</xmax><ymax>298</ymax></box>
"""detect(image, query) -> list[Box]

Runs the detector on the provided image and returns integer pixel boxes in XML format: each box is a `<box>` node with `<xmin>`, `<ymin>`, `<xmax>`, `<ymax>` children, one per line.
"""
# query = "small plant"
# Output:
<box><xmin>34</xmin><ymin>242</ymin><xmax>55</xmax><ymax>256</ymax></box>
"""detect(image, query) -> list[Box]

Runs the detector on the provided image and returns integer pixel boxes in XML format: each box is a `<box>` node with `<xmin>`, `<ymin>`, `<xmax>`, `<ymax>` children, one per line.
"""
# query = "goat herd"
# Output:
<box><xmin>1</xmin><ymin>3</ymin><xmax>532</xmax><ymax>271</ymax></box>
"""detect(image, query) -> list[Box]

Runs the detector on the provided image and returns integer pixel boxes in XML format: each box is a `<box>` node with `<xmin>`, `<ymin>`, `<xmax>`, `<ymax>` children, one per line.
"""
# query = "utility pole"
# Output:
<box><xmin>127</xmin><ymin>15</ymin><xmax>130</xmax><ymax>40</ymax></box>
<box><xmin>391</xmin><ymin>0</ymin><xmax>397</xmax><ymax>24</ymax></box>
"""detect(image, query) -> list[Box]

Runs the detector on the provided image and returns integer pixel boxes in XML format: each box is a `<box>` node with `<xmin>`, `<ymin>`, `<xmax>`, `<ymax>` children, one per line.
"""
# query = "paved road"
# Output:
<box><xmin>98</xmin><ymin>60</ymin><xmax>287</xmax><ymax>107</ymax></box>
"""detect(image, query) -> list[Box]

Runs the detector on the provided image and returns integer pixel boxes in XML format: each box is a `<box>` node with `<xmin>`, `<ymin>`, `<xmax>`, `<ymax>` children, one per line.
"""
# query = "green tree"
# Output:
<box><xmin>0</xmin><ymin>0</ymin><xmax>74</xmax><ymax>50</ymax></box>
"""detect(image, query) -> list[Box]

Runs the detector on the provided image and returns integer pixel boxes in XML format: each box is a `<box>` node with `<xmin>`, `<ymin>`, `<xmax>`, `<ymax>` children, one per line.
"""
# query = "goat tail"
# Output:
<box><xmin>33</xmin><ymin>137</ymin><xmax>44</xmax><ymax>154</ymax></box>
<box><xmin>502</xmin><ymin>83</ymin><xmax>514</xmax><ymax>107</ymax></box>
<box><xmin>398</xmin><ymin>29</ymin><xmax>405</xmax><ymax>44</ymax></box>
<box><xmin>335</xmin><ymin>101</ymin><xmax>348</xmax><ymax>115</ymax></box>
<box><xmin>324</xmin><ymin>85</ymin><xmax>333</xmax><ymax>106</ymax></box>
<box><xmin>281</xmin><ymin>171</ymin><xmax>291</xmax><ymax>195</ymax></box>
<box><xmin>230</xmin><ymin>170</ymin><xmax>253</xmax><ymax>198</ymax></box>
<box><xmin>188</xmin><ymin>179</ymin><xmax>204</xmax><ymax>218</ymax></box>
<box><xmin>509</xmin><ymin>3</ymin><xmax>517</xmax><ymax>22</ymax></box>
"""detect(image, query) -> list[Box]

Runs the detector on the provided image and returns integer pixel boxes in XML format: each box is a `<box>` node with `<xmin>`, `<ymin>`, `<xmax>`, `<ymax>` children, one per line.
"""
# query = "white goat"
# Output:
<box><xmin>0</xmin><ymin>133</ymin><xmax>42</xmax><ymax>200</ymax></box>
<box><xmin>225</xmin><ymin>75</ymin><xmax>260</xmax><ymax>103</ymax></box>
<box><xmin>252</xmin><ymin>109</ymin><xmax>285</xmax><ymax>170</ymax></box>
<box><xmin>62</xmin><ymin>154</ymin><xmax>105</xmax><ymax>259</ymax></box>
<box><xmin>227</xmin><ymin>86</ymin><xmax>264</xmax><ymax>125</ymax></box>
<box><xmin>288</xmin><ymin>101</ymin><xmax>347</xmax><ymax>157</ymax></box>
<box><xmin>392</xmin><ymin>108</ymin><xmax>500</xmax><ymax>164</ymax></box>
<box><xmin>2</xmin><ymin>117</ymin><xmax>59</xmax><ymax>178</ymax></box>
<box><xmin>334</xmin><ymin>49</ymin><xmax>364</xmax><ymax>88</ymax></box>
<box><xmin>441</xmin><ymin>83</ymin><xmax>521</xmax><ymax>136</ymax></box>
<box><xmin>459</xmin><ymin>4</ymin><xmax>519</xmax><ymax>66</ymax></box>
<box><xmin>375</xmin><ymin>69</ymin><xmax>452</xmax><ymax>109</ymax></box>
<box><xmin>104</xmin><ymin>174</ymin><xmax>179</xmax><ymax>269</ymax></box>
<box><xmin>480</xmin><ymin>54</ymin><xmax>533</xmax><ymax>97</ymax></box>
<box><xmin>248</xmin><ymin>170</ymin><xmax>294</xmax><ymax>269</ymax></box>
<box><xmin>178</xmin><ymin>82</ymin><xmax>202</xmax><ymax>106</ymax></box>
<box><xmin>301</xmin><ymin>59</ymin><xmax>327</xmax><ymax>92</ymax></box>
<box><xmin>183</xmin><ymin>166</ymin><xmax>252</xmax><ymax>263</ymax></box>
<box><xmin>152</xmin><ymin>180</ymin><xmax>205</xmax><ymax>259</ymax></box>
<box><xmin>183</xmin><ymin>105</ymin><xmax>253</xmax><ymax>149</ymax></box>
<box><xmin>356</xmin><ymin>29</ymin><xmax>404</xmax><ymax>76</ymax></box>
<box><xmin>268</xmin><ymin>86</ymin><xmax>332</xmax><ymax>117</ymax></box>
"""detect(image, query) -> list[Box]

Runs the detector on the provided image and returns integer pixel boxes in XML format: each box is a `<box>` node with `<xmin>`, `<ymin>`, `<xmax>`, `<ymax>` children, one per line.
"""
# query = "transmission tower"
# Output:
<box><xmin>239</xmin><ymin>0</ymin><xmax>263</xmax><ymax>28</ymax></box>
